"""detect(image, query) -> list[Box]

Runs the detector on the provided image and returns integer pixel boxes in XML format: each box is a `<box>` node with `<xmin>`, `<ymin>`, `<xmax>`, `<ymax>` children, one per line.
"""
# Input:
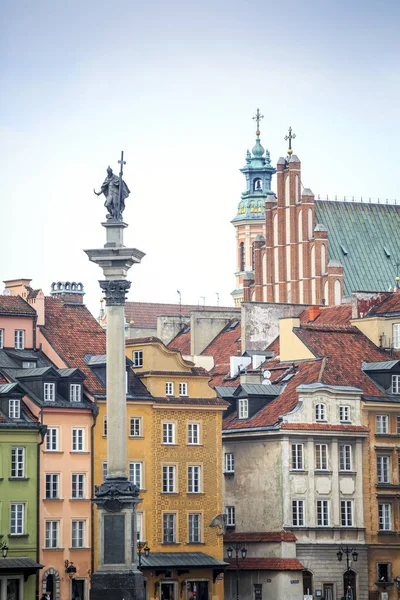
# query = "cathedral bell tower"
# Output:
<box><xmin>231</xmin><ymin>109</ymin><xmax>276</xmax><ymax>306</ymax></box>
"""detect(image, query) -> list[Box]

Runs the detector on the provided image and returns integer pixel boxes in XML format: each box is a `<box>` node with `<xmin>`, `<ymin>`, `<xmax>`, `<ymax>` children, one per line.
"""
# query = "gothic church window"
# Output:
<box><xmin>240</xmin><ymin>243</ymin><xmax>245</xmax><ymax>272</ymax></box>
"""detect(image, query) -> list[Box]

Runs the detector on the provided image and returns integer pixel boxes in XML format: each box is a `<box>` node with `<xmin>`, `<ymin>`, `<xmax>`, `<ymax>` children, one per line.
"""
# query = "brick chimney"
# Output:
<box><xmin>50</xmin><ymin>281</ymin><xmax>85</xmax><ymax>304</ymax></box>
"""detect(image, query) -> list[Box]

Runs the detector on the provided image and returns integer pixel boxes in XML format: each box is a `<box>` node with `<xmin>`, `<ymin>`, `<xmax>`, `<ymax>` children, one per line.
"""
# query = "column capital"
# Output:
<box><xmin>99</xmin><ymin>280</ymin><xmax>131</xmax><ymax>306</ymax></box>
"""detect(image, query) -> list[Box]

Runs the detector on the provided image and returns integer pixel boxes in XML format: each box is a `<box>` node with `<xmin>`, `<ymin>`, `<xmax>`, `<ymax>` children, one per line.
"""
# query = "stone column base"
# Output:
<box><xmin>90</xmin><ymin>570</ymin><xmax>145</xmax><ymax>600</ymax></box>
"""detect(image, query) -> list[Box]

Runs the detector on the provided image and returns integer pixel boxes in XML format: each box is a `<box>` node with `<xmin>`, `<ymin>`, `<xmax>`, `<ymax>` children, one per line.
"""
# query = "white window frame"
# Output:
<box><xmin>188</xmin><ymin>423</ymin><xmax>200</xmax><ymax>445</ymax></box>
<box><xmin>162</xmin><ymin>465</ymin><xmax>176</xmax><ymax>493</ymax></box>
<box><xmin>188</xmin><ymin>513</ymin><xmax>201</xmax><ymax>543</ymax></box>
<box><xmin>225</xmin><ymin>453</ymin><xmax>235</xmax><ymax>473</ymax></box>
<box><xmin>136</xmin><ymin>511</ymin><xmax>143</xmax><ymax>541</ymax></box>
<box><xmin>291</xmin><ymin>444</ymin><xmax>304</xmax><ymax>470</ymax></box>
<box><xmin>163</xmin><ymin>513</ymin><xmax>176</xmax><ymax>543</ymax></box>
<box><xmin>0</xmin><ymin>328</ymin><xmax>3</xmax><ymax>349</ymax></box>
<box><xmin>72</xmin><ymin>428</ymin><xmax>85</xmax><ymax>452</ymax></box>
<box><xmin>377</xmin><ymin>415</ymin><xmax>389</xmax><ymax>434</ymax></box>
<box><xmin>238</xmin><ymin>398</ymin><xmax>248</xmax><ymax>419</ymax></box>
<box><xmin>46</xmin><ymin>428</ymin><xmax>59</xmax><ymax>452</ymax></box>
<box><xmin>166</xmin><ymin>381</ymin><xmax>174</xmax><ymax>396</ymax></box>
<box><xmin>22</xmin><ymin>361</ymin><xmax>36</xmax><ymax>369</ymax></box>
<box><xmin>103</xmin><ymin>416</ymin><xmax>107</xmax><ymax>437</ymax></box>
<box><xmin>70</xmin><ymin>384</ymin><xmax>81</xmax><ymax>402</ymax></box>
<box><xmin>45</xmin><ymin>520</ymin><xmax>59</xmax><ymax>549</ymax></box>
<box><xmin>10</xmin><ymin>502</ymin><xmax>25</xmax><ymax>535</ymax></box>
<box><xmin>130</xmin><ymin>417</ymin><xmax>142</xmax><ymax>437</ymax></box>
<box><xmin>339</xmin><ymin>445</ymin><xmax>352</xmax><ymax>471</ymax></box>
<box><xmin>315</xmin><ymin>403</ymin><xmax>326</xmax><ymax>421</ymax></box>
<box><xmin>392</xmin><ymin>375</ymin><xmax>400</xmax><ymax>395</ymax></box>
<box><xmin>378</xmin><ymin>503</ymin><xmax>392</xmax><ymax>531</ymax></box>
<box><xmin>11</xmin><ymin>447</ymin><xmax>25</xmax><ymax>478</ymax></box>
<box><xmin>71</xmin><ymin>473</ymin><xmax>85</xmax><ymax>499</ymax></box>
<box><xmin>14</xmin><ymin>330</ymin><xmax>24</xmax><ymax>350</ymax></box>
<box><xmin>9</xmin><ymin>399</ymin><xmax>21</xmax><ymax>419</ymax></box>
<box><xmin>317</xmin><ymin>499</ymin><xmax>330</xmax><ymax>527</ymax></box>
<box><xmin>341</xmin><ymin>500</ymin><xmax>354</xmax><ymax>527</ymax></box>
<box><xmin>393</xmin><ymin>324</ymin><xmax>400</xmax><ymax>349</ymax></box>
<box><xmin>340</xmin><ymin>405</ymin><xmax>351</xmax><ymax>422</ymax></box>
<box><xmin>133</xmin><ymin>350</ymin><xmax>143</xmax><ymax>368</ymax></box>
<box><xmin>162</xmin><ymin>422</ymin><xmax>175</xmax><ymax>444</ymax></box>
<box><xmin>44</xmin><ymin>382</ymin><xmax>56</xmax><ymax>402</ymax></box>
<box><xmin>315</xmin><ymin>444</ymin><xmax>328</xmax><ymax>471</ymax></box>
<box><xmin>71</xmin><ymin>520</ymin><xmax>85</xmax><ymax>548</ymax></box>
<box><xmin>225</xmin><ymin>506</ymin><xmax>235</xmax><ymax>526</ymax></box>
<box><xmin>129</xmin><ymin>462</ymin><xmax>143</xmax><ymax>489</ymax></box>
<box><xmin>292</xmin><ymin>500</ymin><xmax>305</xmax><ymax>526</ymax></box>
<box><xmin>103</xmin><ymin>462</ymin><xmax>108</xmax><ymax>481</ymax></box>
<box><xmin>377</xmin><ymin>455</ymin><xmax>390</xmax><ymax>483</ymax></box>
<box><xmin>179</xmin><ymin>382</ymin><xmax>188</xmax><ymax>396</ymax></box>
<box><xmin>188</xmin><ymin>465</ymin><xmax>201</xmax><ymax>493</ymax></box>
<box><xmin>45</xmin><ymin>473</ymin><xmax>60</xmax><ymax>499</ymax></box>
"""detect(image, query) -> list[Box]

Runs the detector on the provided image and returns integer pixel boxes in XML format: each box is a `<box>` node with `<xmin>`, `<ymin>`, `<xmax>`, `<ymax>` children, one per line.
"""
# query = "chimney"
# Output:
<box><xmin>307</xmin><ymin>306</ymin><xmax>321</xmax><ymax>322</ymax></box>
<box><xmin>50</xmin><ymin>281</ymin><xmax>85</xmax><ymax>304</ymax></box>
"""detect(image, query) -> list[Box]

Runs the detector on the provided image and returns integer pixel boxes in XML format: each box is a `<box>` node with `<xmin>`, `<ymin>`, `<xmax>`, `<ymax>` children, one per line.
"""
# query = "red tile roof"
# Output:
<box><xmin>0</xmin><ymin>373</ymin><xmax>9</xmax><ymax>384</ymax></box>
<box><xmin>226</xmin><ymin>558</ymin><xmax>304</xmax><ymax>571</ymax></box>
<box><xmin>125</xmin><ymin>302</ymin><xmax>239</xmax><ymax>329</ymax></box>
<box><xmin>40</xmin><ymin>297</ymin><xmax>106</xmax><ymax>394</ymax></box>
<box><xmin>168</xmin><ymin>329</ymin><xmax>191</xmax><ymax>355</ymax></box>
<box><xmin>201</xmin><ymin>320</ymin><xmax>242</xmax><ymax>385</ymax></box>
<box><xmin>368</xmin><ymin>292</ymin><xmax>400</xmax><ymax>315</ymax></box>
<box><xmin>0</xmin><ymin>295</ymin><xmax>36</xmax><ymax>316</ymax></box>
<box><xmin>224</xmin><ymin>531</ymin><xmax>296</xmax><ymax>543</ymax></box>
<box><xmin>306</xmin><ymin>304</ymin><xmax>353</xmax><ymax>327</ymax></box>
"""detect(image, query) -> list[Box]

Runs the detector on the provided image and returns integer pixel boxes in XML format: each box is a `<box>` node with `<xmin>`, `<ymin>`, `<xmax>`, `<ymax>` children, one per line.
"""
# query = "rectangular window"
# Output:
<box><xmin>162</xmin><ymin>465</ymin><xmax>176</xmax><ymax>493</ymax></box>
<box><xmin>70</xmin><ymin>384</ymin><xmax>81</xmax><ymax>402</ymax></box>
<box><xmin>162</xmin><ymin>422</ymin><xmax>175</xmax><ymax>444</ymax></box>
<box><xmin>11</xmin><ymin>447</ymin><xmax>25</xmax><ymax>478</ymax></box>
<box><xmin>45</xmin><ymin>520</ymin><xmax>59</xmax><ymax>549</ymax></box>
<box><xmin>179</xmin><ymin>382</ymin><xmax>188</xmax><ymax>396</ymax></box>
<box><xmin>315</xmin><ymin>444</ymin><xmax>328</xmax><ymax>470</ymax></box>
<box><xmin>393</xmin><ymin>324</ymin><xmax>400</xmax><ymax>349</ymax></box>
<box><xmin>103</xmin><ymin>462</ymin><xmax>108</xmax><ymax>481</ymax></box>
<box><xmin>0</xmin><ymin>329</ymin><xmax>3</xmax><ymax>349</ymax></box>
<box><xmin>44</xmin><ymin>382</ymin><xmax>55</xmax><ymax>402</ymax></box>
<box><xmin>129</xmin><ymin>462</ymin><xmax>143</xmax><ymax>489</ymax></box>
<box><xmin>46</xmin><ymin>428</ymin><xmax>59</xmax><ymax>451</ymax></box>
<box><xmin>103</xmin><ymin>417</ymin><xmax>107</xmax><ymax>437</ymax></box>
<box><xmin>163</xmin><ymin>513</ymin><xmax>176</xmax><ymax>543</ymax></box>
<box><xmin>292</xmin><ymin>500</ymin><xmax>305</xmax><ymax>526</ymax></box>
<box><xmin>378</xmin><ymin>503</ymin><xmax>391</xmax><ymax>531</ymax></box>
<box><xmin>188</xmin><ymin>423</ymin><xmax>200</xmax><ymax>445</ymax></box>
<box><xmin>9</xmin><ymin>399</ymin><xmax>20</xmax><ymax>419</ymax></box>
<box><xmin>130</xmin><ymin>417</ymin><xmax>142</xmax><ymax>437</ymax></box>
<box><xmin>10</xmin><ymin>503</ymin><xmax>24</xmax><ymax>535</ymax></box>
<box><xmin>377</xmin><ymin>415</ymin><xmax>389</xmax><ymax>434</ymax></box>
<box><xmin>188</xmin><ymin>465</ymin><xmax>201</xmax><ymax>493</ymax></box>
<box><xmin>71</xmin><ymin>474</ymin><xmax>85</xmax><ymax>499</ymax></box>
<box><xmin>225</xmin><ymin>453</ymin><xmax>235</xmax><ymax>473</ymax></box>
<box><xmin>22</xmin><ymin>361</ymin><xmax>36</xmax><ymax>369</ymax></box>
<box><xmin>72</xmin><ymin>428</ymin><xmax>84</xmax><ymax>451</ymax></box>
<box><xmin>291</xmin><ymin>444</ymin><xmax>304</xmax><ymax>470</ymax></box>
<box><xmin>238</xmin><ymin>398</ymin><xmax>248</xmax><ymax>419</ymax></box>
<box><xmin>397</xmin><ymin>416</ymin><xmax>400</xmax><ymax>434</ymax></box>
<box><xmin>225</xmin><ymin>506</ymin><xmax>235</xmax><ymax>526</ymax></box>
<box><xmin>188</xmin><ymin>513</ymin><xmax>201</xmax><ymax>543</ymax></box>
<box><xmin>14</xmin><ymin>330</ymin><xmax>24</xmax><ymax>350</ymax></box>
<box><xmin>45</xmin><ymin>473</ymin><xmax>59</xmax><ymax>499</ymax></box>
<box><xmin>133</xmin><ymin>350</ymin><xmax>143</xmax><ymax>368</ymax></box>
<box><xmin>377</xmin><ymin>455</ymin><xmax>390</xmax><ymax>483</ymax></box>
<box><xmin>341</xmin><ymin>500</ymin><xmax>353</xmax><ymax>527</ymax></box>
<box><xmin>392</xmin><ymin>375</ymin><xmax>400</xmax><ymax>395</ymax></box>
<box><xmin>72</xmin><ymin>520</ymin><xmax>85</xmax><ymax>548</ymax></box>
<box><xmin>315</xmin><ymin>403</ymin><xmax>326</xmax><ymax>421</ymax></box>
<box><xmin>339</xmin><ymin>405</ymin><xmax>351</xmax><ymax>422</ymax></box>
<box><xmin>317</xmin><ymin>500</ymin><xmax>330</xmax><ymax>526</ymax></box>
<box><xmin>339</xmin><ymin>445</ymin><xmax>352</xmax><ymax>471</ymax></box>
<box><xmin>166</xmin><ymin>382</ymin><xmax>174</xmax><ymax>396</ymax></box>
<box><xmin>136</xmin><ymin>512</ymin><xmax>143</xmax><ymax>541</ymax></box>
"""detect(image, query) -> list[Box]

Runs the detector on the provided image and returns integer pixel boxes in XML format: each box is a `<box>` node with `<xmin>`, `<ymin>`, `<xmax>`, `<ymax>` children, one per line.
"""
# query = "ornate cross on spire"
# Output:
<box><xmin>252</xmin><ymin>108</ymin><xmax>264</xmax><ymax>134</ymax></box>
<box><xmin>284</xmin><ymin>126</ymin><xmax>296</xmax><ymax>155</ymax></box>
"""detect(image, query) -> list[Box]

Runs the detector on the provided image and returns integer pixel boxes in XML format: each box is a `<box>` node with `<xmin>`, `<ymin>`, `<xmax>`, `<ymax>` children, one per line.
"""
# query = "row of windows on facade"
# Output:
<box><xmin>7</xmin><ymin>387</ymin><xmax>82</xmax><ymax>420</ymax></box>
<box><xmin>103</xmin><ymin>418</ymin><xmax>202</xmax><ymax>445</ymax></box>
<box><xmin>237</xmin><ymin>400</ymin><xmax>359</xmax><ymax>421</ymax></box>
<box><xmin>376</xmin><ymin>413</ymin><xmax>400</xmax><ymax>433</ymax></box>
<box><xmin>0</xmin><ymin>329</ymin><xmax>25</xmax><ymax>350</ymax></box>
<box><xmin>101</xmin><ymin>462</ymin><xmax>203</xmax><ymax>493</ymax></box>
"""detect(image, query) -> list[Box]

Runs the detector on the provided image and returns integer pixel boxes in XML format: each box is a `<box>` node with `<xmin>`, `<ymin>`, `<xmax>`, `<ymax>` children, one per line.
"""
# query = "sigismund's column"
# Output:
<box><xmin>85</xmin><ymin>152</ymin><xmax>145</xmax><ymax>600</ymax></box>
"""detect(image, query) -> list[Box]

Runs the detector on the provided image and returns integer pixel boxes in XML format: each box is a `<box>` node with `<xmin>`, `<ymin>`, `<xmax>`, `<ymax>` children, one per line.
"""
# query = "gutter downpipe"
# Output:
<box><xmin>36</xmin><ymin>421</ymin><xmax>47</xmax><ymax>600</ymax></box>
<box><xmin>90</xmin><ymin>401</ymin><xmax>99</xmax><ymax>579</ymax></box>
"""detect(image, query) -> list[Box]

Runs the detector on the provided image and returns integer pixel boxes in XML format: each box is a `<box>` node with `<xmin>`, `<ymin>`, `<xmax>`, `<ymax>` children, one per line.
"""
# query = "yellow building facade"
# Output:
<box><xmin>94</xmin><ymin>337</ymin><xmax>227</xmax><ymax>600</ymax></box>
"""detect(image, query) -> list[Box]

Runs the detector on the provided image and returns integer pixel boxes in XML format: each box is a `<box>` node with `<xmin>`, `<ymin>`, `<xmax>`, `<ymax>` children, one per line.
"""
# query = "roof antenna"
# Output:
<box><xmin>216</xmin><ymin>292</ymin><xmax>220</xmax><ymax>307</ymax></box>
<box><xmin>177</xmin><ymin>290</ymin><xmax>182</xmax><ymax>329</ymax></box>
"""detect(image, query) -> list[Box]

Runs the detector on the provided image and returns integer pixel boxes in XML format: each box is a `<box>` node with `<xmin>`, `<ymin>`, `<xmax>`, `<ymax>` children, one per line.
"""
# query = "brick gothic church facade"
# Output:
<box><xmin>232</xmin><ymin>122</ymin><xmax>400</xmax><ymax>307</ymax></box>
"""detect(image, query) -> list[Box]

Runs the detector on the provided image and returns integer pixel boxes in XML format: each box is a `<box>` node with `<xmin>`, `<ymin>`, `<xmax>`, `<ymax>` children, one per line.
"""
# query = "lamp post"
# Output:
<box><xmin>1</xmin><ymin>542</ymin><xmax>8</xmax><ymax>559</ymax></box>
<box><xmin>137</xmin><ymin>541</ymin><xmax>150</xmax><ymax>569</ymax></box>
<box><xmin>64</xmin><ymin>560</ymin><xmax>77</xmax><ymax>579</ymax></box>
<box><xmin>336</xmin><ymin>546</ymin><xmax>358</xmax><ymax>600</ymax></box>
<box><xmin>227</xmin><ymin>544</ymin><xmax>247</xmax><ymax>600</ymax></box>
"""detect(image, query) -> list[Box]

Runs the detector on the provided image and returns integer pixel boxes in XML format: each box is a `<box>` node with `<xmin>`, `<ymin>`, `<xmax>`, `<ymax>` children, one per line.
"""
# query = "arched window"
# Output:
<box><xmin>298</xmin><ymin>209</ymin><xmax>302</xmax><ymax>242</ymax></box>
<box><xmin>344</xmin><ymin>569</ymin><xmax>357</xmax><ymax>600</ymax></box>
<box><xmin>308</xmin><ymin>208</ymin><xmax>313</xmax><ymax>240</ymax></box>
<box><xmin>285</xmin><ymin>175</ymin><xmax>290</xmax><ymax>206</ymax></box>
<box><xmin>315</xmin><ymin>403</ymin><xmax>326</xmax><ymax>421</ymax></box>
<box><xmin>295</xmin><ymin>174</ymin><xmax>299</xmax><ymax>203</ymax></box>
<box><xmin>253</xmin><ymin>178</ymin><xmax>262</xmax><ymax>191</ymax></box>
<box><xmin>240</xmin><ymin>243</ymin><xmax>245</xmax><ymax>272</ymax></box>
<box><xmin>324</xmin><ymin>280</ymin><xmax>329</xmax><ymax>305</ymax></box>
<box><xmin>334</xmin><ymin>279</ymin><xmax>341</xmax><ymax>305</ymax></box>
<box><xmin>321</xmin><ymin>244</ymin><xmax>326</xmax><ymax>274</ymax></box>
<box><xmin>303</xmin><ymin>571</ymin><xmax>313</xmax><ymax>596</ymax></box>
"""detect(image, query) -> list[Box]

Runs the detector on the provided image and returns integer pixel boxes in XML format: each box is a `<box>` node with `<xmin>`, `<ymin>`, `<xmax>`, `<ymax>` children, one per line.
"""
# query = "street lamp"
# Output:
<box><xmin>137</xmin><ymin>541</ymin><xmax>150</xmax><ymax>569</ymax></box>
<box><xmin>1</xmin><ymin>542</ymin><xmax>8</xmax><ymax>559</ymax></box>
<box><xmin>337</xmin><ymin>546</ymin><xmax>358</xmax><ymax>600</ymax></box>
<box><xmin>227</xmin><ymin>544</ymin><xmax>247</xmax><ymax>600</ymax></box>
<box><xmin>64</xmin><ymin>560</ymin><xmax>77</xmax><ymax>579</ymax></box>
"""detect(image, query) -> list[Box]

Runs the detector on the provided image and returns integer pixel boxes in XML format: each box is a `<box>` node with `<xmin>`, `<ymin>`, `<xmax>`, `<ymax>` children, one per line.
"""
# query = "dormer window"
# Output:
<box><xmin>0</xmin><ymin>329</ymin><xmax>3</xmax><ymax>349</ymax></box>
<box><xmin>22</xmin><ymin>361</ymin><xmax>37</xmax><ymax>369</ymax></box>
<box><xmin>9</xmin><ymin>399</ymin><xmax>20</xmax><ymax>419</ymax></box>
<box><xmin>392</xmin><ymin>375</ymin><xmax>400</xmax><ymax>395</ymax></box>
<box><xmin>315</xmin><ymin>403</ymin><xmax>326</xmax><ymax>421</ymax></box>
<box><xmin>133</xmin><ymin>350</ymin><xmax>143</xmax><ymax>368</ymax></box>
<box><xmin>340</xmin><ymin>405</ymin><xmax>351</xmax><ymax>422</ymax></box>
<box><xmin>238</xmin><ymin>398</ymin><xmax>248</xmax><ymax>419</ymax></box>
<box><xmin>14</xmin><ymin>330</ymin><xmax>24</xmax><ymax>350</ymax></box>
<box><xmin>393</xmin><ymin>324</ymin><xmax>400</xmax><ymax>349</ymax></box>
<box><xmin>166</xmin><ymin>382</ymin><xmax>174</xmax><ymax>396</ymax></box>
<box><xmin>70</xmin><ymin>384</ymin><xmax>81</xmax><ymax>402</ymax></box>
<box><xmin>44</xmin><ymin>382</ymin><xmax>55</xmax><ymax>402</ymax></box>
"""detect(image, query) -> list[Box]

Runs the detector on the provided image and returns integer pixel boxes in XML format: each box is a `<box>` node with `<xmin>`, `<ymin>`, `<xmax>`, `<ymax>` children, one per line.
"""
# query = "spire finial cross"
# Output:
<box><xmin>284</xmin><ymin>126</ymin><xmax>296</xmax><ymax>155</ymax></box>
<box><xmin>252</xmin><ymin>108</ymin><xmax>264</xmax><ymax>133</ymax></box>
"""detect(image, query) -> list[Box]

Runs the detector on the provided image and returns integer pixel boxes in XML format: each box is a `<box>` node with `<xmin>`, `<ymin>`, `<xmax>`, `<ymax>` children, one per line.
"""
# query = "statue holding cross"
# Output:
<box><xmin>94</xmin><ymin>151</ymin><xmax>130</xmax><ymax>221</ymax></box>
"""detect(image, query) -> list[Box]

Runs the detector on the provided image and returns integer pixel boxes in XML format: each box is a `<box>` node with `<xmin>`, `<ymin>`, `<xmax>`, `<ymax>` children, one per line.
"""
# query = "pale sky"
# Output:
<box><xmin>1</xmin><ymin>0</ymin><xmax>399</xmax><ymax>316</ymax></box>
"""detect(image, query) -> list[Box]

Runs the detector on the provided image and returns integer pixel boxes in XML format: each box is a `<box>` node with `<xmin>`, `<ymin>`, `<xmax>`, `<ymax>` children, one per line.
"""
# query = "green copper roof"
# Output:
<box><xmin>315</xmin><ymin>200</ymin><xmax>400</xmax><ymax>296</ymax></box>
